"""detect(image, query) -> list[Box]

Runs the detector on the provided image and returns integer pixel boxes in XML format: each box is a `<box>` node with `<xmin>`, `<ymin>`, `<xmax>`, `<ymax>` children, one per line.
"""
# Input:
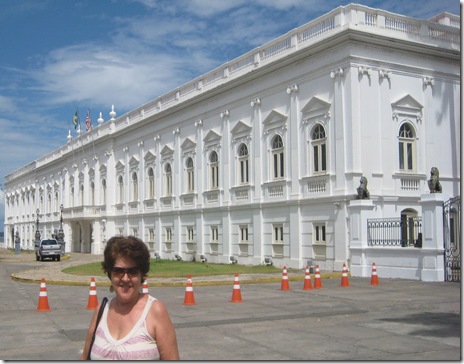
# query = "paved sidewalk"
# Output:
<box><xmin>0</xmin><ymin>248</ymin><xmax>460</xmax><ymax>360</ymax></box>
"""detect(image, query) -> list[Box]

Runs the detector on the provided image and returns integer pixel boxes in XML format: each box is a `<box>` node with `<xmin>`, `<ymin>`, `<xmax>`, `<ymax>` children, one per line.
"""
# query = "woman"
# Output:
<box><xmin>81</xmin><ymin>236</ymin><xmax>179</xmax><ymax>360</ymax></box>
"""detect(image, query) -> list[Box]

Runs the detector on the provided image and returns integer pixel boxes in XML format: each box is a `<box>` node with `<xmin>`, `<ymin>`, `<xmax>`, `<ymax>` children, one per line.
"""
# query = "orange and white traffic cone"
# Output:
<box><xmin>313</xmin><ymin>265</ymin><xmax>323</xmax><ymax>289</ymax></box>
<box><xmin>370</xmin><ymin>263</ymin><xmax>379</xmax><ymax>286</ymax></box>
<box><xmin>36</xmin><ymin>278</ymin><xmax>51</xmax><ymax>312</ymax></box>
<box><xmin>142</xmin><ymin>280</ymin><xmax>149</xmax><ymax>294</ymax></box>
<box><xmin>280</xmin><ymin>266</ymin><xmax>291</xmax><ymax>290</ymax></box>
<box><xmin>341</xmin><ymin>263</ymin><xmax>350</xmax><ymax>287</ymax></box>
<box><xmin>230</xmin><ymin>273</ymin><xmax>243</xmax><ymax>303</ymax></box>
<box><xmin>303</xmin><ymin>265</ymin><xmax>312</xmax><ymax>290</ymax></box>
<box><xmin>183</xmin><ymin>274</ymin><xmax>196</xmax><ymax>305</ymax></box>
<box><xmin>86</xmin><ymin>277</ymin><xmax>98</xmax><ymax>310</ymax></box>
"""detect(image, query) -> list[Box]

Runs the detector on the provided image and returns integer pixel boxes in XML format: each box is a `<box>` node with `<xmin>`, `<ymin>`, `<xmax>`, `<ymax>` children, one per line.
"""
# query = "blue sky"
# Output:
<box><xmin>0</xmin><ymin>0</ymin><xmax>460</xmax><ymax>232</ymax></box>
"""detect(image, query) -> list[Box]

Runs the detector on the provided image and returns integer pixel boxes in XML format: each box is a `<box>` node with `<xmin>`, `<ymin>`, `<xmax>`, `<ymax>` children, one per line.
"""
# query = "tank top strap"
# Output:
<box><xmin>140</xmin><ymin>295</ymin><xmax>157</xmax><ymax>323</ymax></box>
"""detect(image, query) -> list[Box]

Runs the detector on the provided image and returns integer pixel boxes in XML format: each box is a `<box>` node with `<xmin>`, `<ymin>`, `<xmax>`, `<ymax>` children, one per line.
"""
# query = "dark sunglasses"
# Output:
<box><xmin>112</xmin><ymin>266</ymin><xmax>140</xmax><ymax>278</ymax></box>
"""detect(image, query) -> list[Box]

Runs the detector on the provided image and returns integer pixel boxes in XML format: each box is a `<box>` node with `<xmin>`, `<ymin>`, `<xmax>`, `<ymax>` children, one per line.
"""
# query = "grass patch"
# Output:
<box><xmin>63</xmin><ymin>259</ymin><xmax>286</xmax><ymax>278</ymax></box>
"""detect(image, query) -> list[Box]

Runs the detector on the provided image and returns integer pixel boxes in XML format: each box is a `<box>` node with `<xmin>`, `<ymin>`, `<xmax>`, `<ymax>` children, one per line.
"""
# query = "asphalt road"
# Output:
<box><xmin>0</xmin><ymin>258</ymin><xmax>461</xmax><ymax>361</ymax></box>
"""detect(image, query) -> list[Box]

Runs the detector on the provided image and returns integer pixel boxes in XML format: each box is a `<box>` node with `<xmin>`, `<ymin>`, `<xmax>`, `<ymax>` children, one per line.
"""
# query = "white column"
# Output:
<box><xmin>347</xmin><ymin>199</ymin><xmax>375</xmax><ymax>276</ymax></box>
<box><xmin>419</xmin><ymin>193</ymin><xmax>447</xmax><ymax>282</ymax></box>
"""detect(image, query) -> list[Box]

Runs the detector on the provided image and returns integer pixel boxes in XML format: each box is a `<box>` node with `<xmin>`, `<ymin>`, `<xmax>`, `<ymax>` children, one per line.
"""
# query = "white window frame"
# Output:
<box><xmin>311</xmin><ymin>124</ymin><xmax>327</xmax><ymax>175</ymax></box>
<box><xmin>101</xmin><ymin>178</ymin><xmax>107</xmax><ymax>205</ymax></box>
<box><xmin>165</xmin><ymin>227</ymin><xmax>172</xmax><ymax>242</ymax></box>
<box><xmin>186</xmin><ymin>157</ymin><xmax>194</xmax><ymax>193</ymax></box>
<box><xmin>131</xmin><ymin>172</ymin><xmax>138</xmax><ymax>202</ymax></box>
<box><xmin>79</xmin><ymin>184</ymin><xmax>84</xmax><ymax>206</ymax></box>
<box><xmin>187</xmin><ymin>226</ymin><xmax>194</xmax><ymax>242</ymax></box>
<box><xmin>313</xmin><ymin>223</ymin><xmax>326</xmax><ymax>244</ymax></box>
<box><xmin>118</xmin><ymin>175</ymin><xmax>124</xmax><ymax>204</ymax></box>
<box><xmin>54</xmin><ymin>191</ymin><xmax>59</xmax><ymax>212</ymax></box>
<box><xmin>148</xmin><ymin>228</ymin><xmax>155</xmax><ymax>242</ymax></box>
<box><xmin>165</xmin><ymin>163</ymin><xmax>172</xmax><ymax>196</ymax></box>
<box><xmin>211</xmin><ymin>226</ymin><xmax>219</xmax><ymax>242</ymax></box>
<box><xmin>147</xmin><ymin>167</ymin><xmax>155</xmax><ymax>199</ymax></box>
<box><xmin>238</xmin><ymin>143</ymin><xmax>249</xmax><ymax>185</ymax></box>
<box><xmin>398</xmin><ymin>122</ymin><xmax>415</xmax><ymax>173</ymax></box>
<box><xmin>209</xmin><ymin>151</ymin><xmax>219</xmax><ymax>189</ymax></box>
<box><xmin>272</xmin><ymin>224</ymin><xmax>284</xmax><ymax>244</ymax></box>
<box><xmin>239</xmin><ymin>225</ymin><xmax>249</xmax><ymax>243</ymax></box>
<box><xmin>90</xmin><ymin>181</ymin><xmax>95</xmax><ymax>206</ymax></box>
<box><xmin>271</xmin><ymin>135</ymin><xmax>284</xmax><ymax>180</ymax></box>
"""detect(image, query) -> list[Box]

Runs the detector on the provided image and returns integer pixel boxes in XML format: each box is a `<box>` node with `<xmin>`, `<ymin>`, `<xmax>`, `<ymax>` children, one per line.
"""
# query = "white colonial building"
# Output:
<box><xmin>4</xmin><ymin>4</ymin><xmax>460</xmax><ymax>281</ymax></box>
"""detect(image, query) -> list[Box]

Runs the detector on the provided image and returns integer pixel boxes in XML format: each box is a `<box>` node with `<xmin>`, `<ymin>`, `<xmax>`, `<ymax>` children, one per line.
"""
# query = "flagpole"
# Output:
<box><xmin>87</xmin><ymin>109</ymin><xmax>97</xmax><ymax>159</ymax></box>
<box><xmin>68</xmin><ymin>120</ymin><xmax>76</xmax><ymax>166</ymax></box>
<box><xmin>75</xmin><ymin>108</ymin><xmax>87</xmax><ymax>164</ymax></box>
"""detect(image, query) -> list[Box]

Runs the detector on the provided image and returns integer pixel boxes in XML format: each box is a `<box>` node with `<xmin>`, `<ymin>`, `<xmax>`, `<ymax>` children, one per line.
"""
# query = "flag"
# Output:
<box><xmin>85</xmin><ymin>110</ymin><xmax>92</xmax><ymax>131</ymax></box>
<box><xmin>73</xmin><ymin>110</ymin><xmax>79</xmax><ymax>129</ymax></box>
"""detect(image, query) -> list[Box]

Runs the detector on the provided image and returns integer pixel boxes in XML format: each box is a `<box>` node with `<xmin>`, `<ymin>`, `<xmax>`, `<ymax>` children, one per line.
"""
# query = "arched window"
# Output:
<box><xmin>311</xmin><ymin>124</ymin><xmax>327</xmax><ymax>175</ymax></box>
<box><xmin>39</xmin><ymin>192</ymin><xmax>44</xmax><ymax>211</ymax></box>
<box><xmin>271</xmin><ymin>135</ymin><xmax>284</xmax><ymax>179</ymax></box>
<box><xmin>90</xmin><ymin>182</ymin><xmax>95</xmax><ymax>206</ymax></box>
<box><xmin>209</xmin><ymin>151</ymin><xmax>219</xmax><ymax>189</ymax></box>
<box><xmin>118</xmin><ymin>175</ymin><xmax>124</xmax><ymax>203</ymax></box>
<box><xmin>70</xmin><ymin>187</ymin><xmax>74</xmax><ymax>207</ymax></box>
<box><xmin>47</xmin><ymin>193</ymin><xmax>52</xmax><ymax>213</ymax></box>
<box><xmin>186</xmin><ymin>157</ymin><xmax>194</xmax><ymax>192</ymax></box>
<box><xmin>79</xmin><ymin>184</ymin><xmax>84</xmax><ymax>206</ymax></box>
<box><xmin>165</xmin><ymin>163</ymin><xmax>172</xmax><ymax>196</ymax></box>
<box><xmin>238</xmin><ymin>143</ymin><xmax>249</xmax><ymax>184</ymax></box>
<box><xmin>54</xmin><ymin>191</ymin><xmax>59</xmax><ymax>212</ymax></box>
<box><xmin>101</xmin><ymin>178</ymin><xmax>107</xmax><ymax>205</ymax></box>
<box><xmin>398</xmin><ymin>122</ymin><xmax>415</xmax><ymax>172</ymax></box>
<box><xmin>147</xmin><ymin>168</ymin><xmax>154</xmax><ymax>199</ymax></box>
<box><xmin>131</xmin><ymin>172</ymin><xmax>138</xmax><ymax>201</ymax></box>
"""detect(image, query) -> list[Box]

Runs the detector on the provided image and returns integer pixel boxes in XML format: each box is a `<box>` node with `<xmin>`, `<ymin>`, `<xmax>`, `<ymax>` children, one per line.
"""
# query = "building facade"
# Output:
<box><xmin>4</xmin><ymin>5</ymin><xmax>460</xmax><ymax>278</ymax></box>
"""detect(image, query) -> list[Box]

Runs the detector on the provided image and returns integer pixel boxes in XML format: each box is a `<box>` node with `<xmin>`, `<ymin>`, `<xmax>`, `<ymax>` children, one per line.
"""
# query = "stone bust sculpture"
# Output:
<box><xmin>428</xmin><ymin>167</ymin><xmax>442</xmax><ymax>193</ymax></box>
<box><xmin>357</xmin><ymin>176</ymin><xmax>370</xmax><ymax>199</ymax></box>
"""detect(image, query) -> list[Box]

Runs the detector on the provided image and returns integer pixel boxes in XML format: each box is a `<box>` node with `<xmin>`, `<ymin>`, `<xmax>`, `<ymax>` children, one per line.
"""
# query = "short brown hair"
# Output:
<box><xmin>102</xmin><ymin>236</ymin><xmax>150</xmax><ymax>279</ymax></box>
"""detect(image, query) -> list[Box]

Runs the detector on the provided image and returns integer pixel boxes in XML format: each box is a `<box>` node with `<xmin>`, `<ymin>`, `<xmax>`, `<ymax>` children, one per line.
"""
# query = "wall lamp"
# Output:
<box><xmin>358</xmin><ymin>66</ymin><xmax>372</xmax><ymax>76</ymax></box>
<box><xmin>250</xmin><ymin>98</ymin><xmax>261</xmax><ymax>107</ymax></box>
<box><xmin>330</xmin><ymin>68</ymin><xmax>344</xmax><ymax>78</ymax></box>
<box><xmin>379</xmin><ymin>69</ymin><xmax>392</xmax><ymax>79</ymax></box>
<box><xmin>286</xmin><ymin>84</ymin><xmax>298</xmax><ymax>94</ymax></box>
<box><xmin>423</xmin><ymin>76</ymin><xmax>435</xmax><ymax>87</ymax></box>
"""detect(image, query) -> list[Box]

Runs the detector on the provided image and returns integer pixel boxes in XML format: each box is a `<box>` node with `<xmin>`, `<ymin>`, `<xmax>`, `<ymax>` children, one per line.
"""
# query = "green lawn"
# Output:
<box><xmin>63</xmin><ymin>259</ymin><xmax>287</xmax><ymax>278</ymax></box>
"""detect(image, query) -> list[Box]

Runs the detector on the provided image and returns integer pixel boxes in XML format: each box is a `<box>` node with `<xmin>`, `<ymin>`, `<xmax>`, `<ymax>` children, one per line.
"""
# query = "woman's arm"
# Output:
<box><xmin>151</xmin><ymin>300</ymin><xmax>180</xmax><ymax>360</ymax></box>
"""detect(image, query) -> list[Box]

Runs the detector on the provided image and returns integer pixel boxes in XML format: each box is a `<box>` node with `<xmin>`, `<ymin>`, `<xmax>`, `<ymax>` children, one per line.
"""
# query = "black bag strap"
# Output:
<box><xmin>87</xmin><ymin>297</ymin><xmax>108</xmax><ymax>360</ymax></box>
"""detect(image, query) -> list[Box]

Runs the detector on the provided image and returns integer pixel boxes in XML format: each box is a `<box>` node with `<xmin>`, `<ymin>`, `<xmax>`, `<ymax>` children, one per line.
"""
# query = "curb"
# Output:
<box><xmin>11</xmin><ymin>271</ymin><xmax>345</xmax><ymax>287</ymax></box>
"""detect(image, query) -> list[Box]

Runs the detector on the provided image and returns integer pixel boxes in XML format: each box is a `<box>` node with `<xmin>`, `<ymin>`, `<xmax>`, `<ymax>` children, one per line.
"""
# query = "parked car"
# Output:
<box><xmin>35</xmin><ymin>239</ymin><xmax>61</xmax><ymax>261</ymax></box>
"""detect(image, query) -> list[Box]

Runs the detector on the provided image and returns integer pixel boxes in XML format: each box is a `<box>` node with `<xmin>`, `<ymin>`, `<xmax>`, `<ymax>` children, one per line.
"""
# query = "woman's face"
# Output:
<box><xmin>110</xmin><ymin>255</ymin><xmax>142</xmax><ymax>303</ymax></box>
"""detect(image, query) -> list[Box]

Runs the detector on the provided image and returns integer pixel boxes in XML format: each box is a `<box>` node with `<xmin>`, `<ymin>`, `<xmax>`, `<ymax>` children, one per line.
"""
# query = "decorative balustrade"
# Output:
<box><xmin>264</xmin><ymin>180</ymin><xmax>286</xmax><ymax>198</ymax></box>
<box><xmin>307</xmin><ymin>175</ymin><xmax>328</xmax><ymax>194</ymax></box>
